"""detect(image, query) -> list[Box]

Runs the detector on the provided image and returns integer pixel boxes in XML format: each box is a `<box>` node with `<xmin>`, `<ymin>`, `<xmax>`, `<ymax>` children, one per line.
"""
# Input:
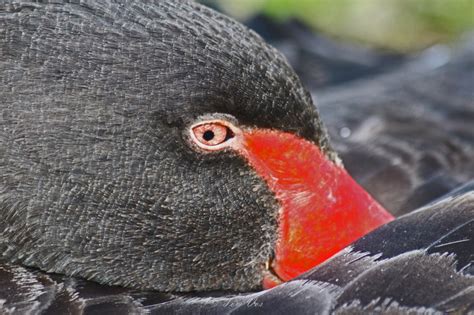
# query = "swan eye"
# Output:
<box><xmin>191</xmin><ymin>121</ymin><xmax>235</xmax><ymax>150</ymax></box>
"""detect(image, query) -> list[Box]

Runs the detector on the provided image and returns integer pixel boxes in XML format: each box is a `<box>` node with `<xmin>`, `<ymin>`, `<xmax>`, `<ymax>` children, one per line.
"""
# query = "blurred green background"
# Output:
<box><xmin>200</xmin><ymin>0</ymin><xmax>474</xmax><ymax>52</ymax></box>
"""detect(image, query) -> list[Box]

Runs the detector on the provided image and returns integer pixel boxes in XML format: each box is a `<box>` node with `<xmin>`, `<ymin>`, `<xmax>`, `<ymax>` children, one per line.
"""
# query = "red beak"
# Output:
<box><xmin>237</xmin><ymin>129</ymin><xmax>394</xmax><ymax>288</ymax></box>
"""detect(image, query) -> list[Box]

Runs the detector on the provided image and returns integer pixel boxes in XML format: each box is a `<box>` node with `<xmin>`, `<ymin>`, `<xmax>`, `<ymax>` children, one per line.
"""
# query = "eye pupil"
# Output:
<box><xmin>203</xmin><ymin>130</ymin><xmax>215</xmax><ymax>141</ymax></box>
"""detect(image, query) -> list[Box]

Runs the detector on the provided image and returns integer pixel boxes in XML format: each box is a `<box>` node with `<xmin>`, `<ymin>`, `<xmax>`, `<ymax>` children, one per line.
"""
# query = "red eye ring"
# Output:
<box><xmin>189</xmin><ymin>120</ymin><xmax>240</xmax><ymax>151</ymax></box>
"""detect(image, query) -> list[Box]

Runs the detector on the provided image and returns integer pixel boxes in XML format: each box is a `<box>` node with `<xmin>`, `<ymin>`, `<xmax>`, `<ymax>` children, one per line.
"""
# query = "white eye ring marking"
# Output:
<box><xmin>189</xmin><ymin>119</ymin><xmax>242</xmax><ymax>152</ymax></box>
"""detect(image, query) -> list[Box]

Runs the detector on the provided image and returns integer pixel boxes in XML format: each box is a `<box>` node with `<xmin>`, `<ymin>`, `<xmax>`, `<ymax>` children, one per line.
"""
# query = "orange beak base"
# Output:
<box><xmin>238</xmin><ymin>129</ymin><xmax>394</xmax><ymax>288</ymax></box>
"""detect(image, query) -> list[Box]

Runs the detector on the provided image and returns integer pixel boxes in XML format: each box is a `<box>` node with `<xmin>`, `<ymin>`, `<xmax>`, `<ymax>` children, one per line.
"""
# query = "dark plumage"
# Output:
<box><xmin>1</xmin><ymin>187</ymin><xmax>472</xmax><ymax>314</ymax></box>
<box><xmin>318</xmin><ymin>39</ymin><xmax>474</xmax><ymax>215</ymax></box>
<box><xmin>0</xmin><ymin>0</ymin><xmax>332</xmax><ymax>292</ymax></box>
<box><xmin>0</xmin><ymin>0</ymin><xmax>473</xmax><ymax>314</ymax></box>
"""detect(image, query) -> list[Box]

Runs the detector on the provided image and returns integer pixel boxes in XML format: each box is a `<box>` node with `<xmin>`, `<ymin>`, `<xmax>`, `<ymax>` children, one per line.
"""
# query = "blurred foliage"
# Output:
<box><xmin>203</xmin><ymin>0</ymin><xmax>474</xmax><ymax>52</ymax></box>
